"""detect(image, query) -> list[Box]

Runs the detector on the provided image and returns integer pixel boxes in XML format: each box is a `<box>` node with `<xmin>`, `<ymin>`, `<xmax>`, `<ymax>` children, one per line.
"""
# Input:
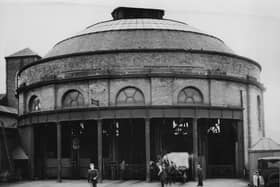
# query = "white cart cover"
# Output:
<box><xmin>163</xmin><ymin>152</ymin><xmax>189</xmax><ymax>169</ymax></box>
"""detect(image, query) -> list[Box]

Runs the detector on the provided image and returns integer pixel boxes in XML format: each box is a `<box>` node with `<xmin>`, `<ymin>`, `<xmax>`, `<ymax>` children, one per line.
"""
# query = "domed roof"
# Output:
<box><xmin>45</xmin><ymin>8</ymin><xmax>234</xmax><ymax>58</ymax></box>
<box><xmin>76</xmin><ymin>19</ymin><xmax>202</xmax><ymax>35</ymax></box>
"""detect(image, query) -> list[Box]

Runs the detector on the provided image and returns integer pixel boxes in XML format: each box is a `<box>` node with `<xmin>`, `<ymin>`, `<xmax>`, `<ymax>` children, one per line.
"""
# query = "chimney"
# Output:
<box><xmin>5</xmin><ymin>48</ymin><xmax>41</xmax><ymax>108</ymax></box>
<box><xmin>111</xmin><ymin>7</ymin><xmax>165</xmax><ymax>20</ymax></box>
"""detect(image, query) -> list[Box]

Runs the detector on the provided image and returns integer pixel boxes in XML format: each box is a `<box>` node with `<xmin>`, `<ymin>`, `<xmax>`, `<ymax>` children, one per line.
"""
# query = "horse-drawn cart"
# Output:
<box><xmin>162</xmin><ymin>152</ymin><xmax>190</xmax><ymax>183</ymax></box>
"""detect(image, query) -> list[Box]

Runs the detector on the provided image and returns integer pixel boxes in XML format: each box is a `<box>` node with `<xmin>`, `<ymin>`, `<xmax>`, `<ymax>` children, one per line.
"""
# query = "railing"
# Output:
<box><xmin>103</xmin><ymin>161</ymin><xmax>146</xmax><ymax>180</ymax></box>
<box><xmin>207</xmin><ymin>164</ymin><xmax>235</xmax><ymax>178</ymax></box>
<box><xmin>22</xmin><ymin>103</ymin><xmax>242</xmax><ymax>116</ymax></box>
<box><xmin>45</xmin><ymin>158</ymin><xmax>90</xmax><ymax>179</ymax></box>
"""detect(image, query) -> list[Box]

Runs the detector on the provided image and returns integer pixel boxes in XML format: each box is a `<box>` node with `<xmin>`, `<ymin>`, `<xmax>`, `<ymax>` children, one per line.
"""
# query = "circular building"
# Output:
<box><xmin>16</xmin><ymin>7</ymin><xmax>265</xmax><ymax>181</ymax></box>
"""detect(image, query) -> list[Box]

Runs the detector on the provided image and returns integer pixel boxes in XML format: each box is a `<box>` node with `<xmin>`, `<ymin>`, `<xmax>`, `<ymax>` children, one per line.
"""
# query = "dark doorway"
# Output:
<box><xmin>34</xmin><ymin>124</ymin><xmax>48</xmax><ymax>179</ymax></box>
<box><xmin>103</xmin><ymin>118</ymin><xmax>145</xmax><ymax>180</ymax></box>
<box><xmin>34</xmin><ymin>124</ymin><xmax>56</xmax><ymax>179</ymax></box>
<box><xmin>199</xmin><ymin>119</ymin><xmax>237</xmax><ymax>178</ymax></box>
<box><xmin>150</xmin><ymin>118</ymin><xmax>194</xmax><ymax>180</ymax></box>
<box><xmin>62</xmin><ymin>121</ymin><xmax>97</xmax><ymax>179</ymax></box>
<box><xmin>151</xmin><ymin>118</ymin><xmax>193</xmax><ymax>160</ymax></box>
<box><xmin>102</xmin><ymin>119</ymin><xmax>119</xmax><ymax>179</ymax></box>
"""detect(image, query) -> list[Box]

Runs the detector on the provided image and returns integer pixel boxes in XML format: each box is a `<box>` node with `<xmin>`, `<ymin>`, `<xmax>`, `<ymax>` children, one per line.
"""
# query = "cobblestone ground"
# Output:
<box><xmin>1</xmin><ymin>179</ymin><xmax>249</xmax><ymax>187</ymax></box>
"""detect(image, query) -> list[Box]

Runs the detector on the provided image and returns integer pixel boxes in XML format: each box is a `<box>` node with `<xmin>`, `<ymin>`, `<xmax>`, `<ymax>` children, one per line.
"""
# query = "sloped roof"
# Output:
<box><xmin>251</xmin><ymin>137</ymin><xmax>280</xmax><ymax>151</ymax></box>
<box><xmin>12</xmin><ymin>146</ymin><xmax>28</xmax><ymax>160</ymax></box>
<box><xmin>0</xmin><ymin>105</ymin><xmax>17</xmax><ymax>115</ymax></box>
<box><xmin>45</xmin><ymin>18</ymin><xmax>233</xmax><ymax>58</ymax></box>
<box><xmin>6</xmin><ymin>48</ymin><xmax>40</xmax><ymax>58</ymax></box>
<box><xmin>0</xmin><ymin>94</ymin><xmax>6</xmax><ymax>100</ymax></box>
<box><xmin>0</xmin><ymin>94</ymin><xmax>6</xmax><ymax>104</ymax></box>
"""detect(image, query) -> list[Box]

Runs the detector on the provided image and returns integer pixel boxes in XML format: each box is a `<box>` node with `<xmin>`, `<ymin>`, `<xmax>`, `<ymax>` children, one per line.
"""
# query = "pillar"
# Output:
<box><xmin>246</xmin><ymin>84</ymin><xmax>251</xmax><ymax>148</ymax></box>
<box><xmin>42</xmin><ymin>125</ymin><xmax>48</xmax><ymax>179</ymax></box>
<box><xmin>97</xmin><ymin>119</ymin><xmax>103</xmax><ymax>182</ymax></box>
<box><xmin>145</xmin><ymin>118</ymin><xmax>151</xmax><ymax>182</ymax></box>
<box><xmin>0</xmin><ymin>134</ymin><xmax>2</xmax><ymax>171</ymax></box>
<box><xmin>57</xmin><ymin>122</ymin><xmax>62</xmax><ymax>182</ymax></box>
<box><xmin>237</xmin><ymin>120</ymin><xmax>244</xmax><ymax>177</ymax></box>
<box><xmin>192</xmin><ymin>118</ymin><xmax>198</xmax><ymax>180</ymax></box>
<box><xmin>30</xmin><ymin>126</ymin><xmax>34</xmax><ymax>180</ymax></box>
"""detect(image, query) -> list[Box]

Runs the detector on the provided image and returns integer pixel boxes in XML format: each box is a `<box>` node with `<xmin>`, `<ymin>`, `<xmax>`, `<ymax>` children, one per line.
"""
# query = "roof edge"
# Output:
<box><xmin>5</xmin><ymin>48</ymin><xmax>41</xmax><ymax>59</ymax></box>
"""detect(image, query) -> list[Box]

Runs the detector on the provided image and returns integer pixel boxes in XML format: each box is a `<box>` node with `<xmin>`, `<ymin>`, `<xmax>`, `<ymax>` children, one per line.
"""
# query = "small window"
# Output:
<box><xmin>116</xmin><ymin>87</ymin><xmax>145</xmax><ymax>106</ymax></box>
<box><xmin>62</xmin><ymin>90</ymin><xmax>85</xmax><ymax>108</ymax></box>
<box><xmin>29</xmin><ymin>95</ymin><xmax>41</xmax><ymax>112</ymax></box>
<box><xmin>178</xmin><ymin>87</ymin><xmax>203</xmax><ymax>104</ymax></box>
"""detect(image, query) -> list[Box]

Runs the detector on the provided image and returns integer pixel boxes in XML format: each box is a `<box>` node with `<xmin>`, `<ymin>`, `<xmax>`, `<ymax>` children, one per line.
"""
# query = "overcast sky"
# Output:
<box><xmin>0</xmin><ymin>0</ymin><xmax>280</xmax><ymax>142</ymax></box>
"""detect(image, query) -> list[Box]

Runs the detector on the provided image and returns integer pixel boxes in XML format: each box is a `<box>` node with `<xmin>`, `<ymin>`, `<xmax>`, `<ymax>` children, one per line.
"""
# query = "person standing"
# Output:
<box><xmin>253</xmin><ymin>171</ymin><xmax>264</xmax><ymax>187</ymax></box>
<box><xmin>197</xmin><ymin>164</ymin><xmax>203</xmax><ymax>187</ymax></box>
<box><xmin>158</xmin><ymin>161</ymin><xmax>168</xmax><ymax>187</ymax></box>
<box><xmin>88</xmin><ymin>163</ymin><xmax>98</xmax><ymax>187</ymax></box>
<box><xmin>119</xmin><ymin>160</ymin><xmax>126</xmax><ymax>180</ymax></box>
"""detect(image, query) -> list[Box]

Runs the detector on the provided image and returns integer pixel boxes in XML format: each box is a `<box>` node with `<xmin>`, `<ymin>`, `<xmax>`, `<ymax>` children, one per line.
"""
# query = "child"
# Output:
<box><xmin>197</xmin><ymin>164</ymin><xmax>203</xmax><ymax>187</ymax></box>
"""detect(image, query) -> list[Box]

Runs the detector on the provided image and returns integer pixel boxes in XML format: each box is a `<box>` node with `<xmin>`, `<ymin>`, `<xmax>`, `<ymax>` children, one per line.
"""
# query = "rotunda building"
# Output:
<box><xmin>16</xmin><ymin>7</ymin><xmax>265</xmax><ymax>181</ymax></box>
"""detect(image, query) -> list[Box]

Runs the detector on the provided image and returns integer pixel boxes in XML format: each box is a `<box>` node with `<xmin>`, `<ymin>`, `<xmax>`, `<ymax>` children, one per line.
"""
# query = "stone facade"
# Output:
<box><xmin>19</xmin><ymin>52</ymin><xmax>261</xmax><ymax>87</ymax></box>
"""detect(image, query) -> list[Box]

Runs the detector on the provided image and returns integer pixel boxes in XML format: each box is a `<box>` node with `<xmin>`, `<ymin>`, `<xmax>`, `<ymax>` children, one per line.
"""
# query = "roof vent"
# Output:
<box><xmin>111</xmin><ymin>7</ymin><xmax>164</xmax><ymax>20</ymax></box>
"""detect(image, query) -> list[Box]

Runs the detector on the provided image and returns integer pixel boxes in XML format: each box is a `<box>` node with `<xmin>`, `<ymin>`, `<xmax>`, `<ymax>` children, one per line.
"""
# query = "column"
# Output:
<box><xmin>57</xmin><ymin>122</ymin><xmax>62</xmax><ymax>182</ymax></box>
<box><xmin>112</xmin><ymin>135</ymin><xmax>118</xmax><ymax>180</ymax></box>
<box><xmin>30</xmin><ymin>126</ymin><xmax>34</xmax><ymax>180</ymax></box>
<box><xmin>237</xmin><ymin>120</ymin><xmax>244</xmax><ymax>177</ymax></box>
<box><xmin>145</xmin><ymin>118</ymin><xmax>151</xmax><ymax>182</ymax></box>
<box><xmin>0</xmin><ymin>134</ymin><xmax>1</xmax><ymax>171</ymax></box>
<box><xmin>97</xmin><ymin>119</ymin><xmax>103</xmax><ymax>182</ymax></box>
<box><xmin>42</xmin><ymin>125</ymin><xmax>47</xmax><ymax>179</ymax></box>
<box><xmin>192</xmin><ymin>118</ymin><xmax>198</xmax><ymax>180</ymax></box>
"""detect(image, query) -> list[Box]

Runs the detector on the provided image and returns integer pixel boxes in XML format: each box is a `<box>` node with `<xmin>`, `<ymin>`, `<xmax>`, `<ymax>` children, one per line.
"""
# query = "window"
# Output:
<box><xmin>62</xmin><ymin>90</ymin><xmax>85</xmax><ymax>108</ymax></box>
<box><xmin>116</xmin><ymin>87</ymin><xmax>145</xmax><ymax>106</ymax></box>
<box><xmin>178</xmin><ymin>87</ymin><xmax>203</xmax><ymax>104</ymax></box>
<box><xmin>257</xmin><ymin>95</ymin><xmax>262</xmax><ymax>131</ymax></box>
<box><xmin>29</xmin><ymin>95</ymin><xmax>41</xmax><ymax>112</ymax></box>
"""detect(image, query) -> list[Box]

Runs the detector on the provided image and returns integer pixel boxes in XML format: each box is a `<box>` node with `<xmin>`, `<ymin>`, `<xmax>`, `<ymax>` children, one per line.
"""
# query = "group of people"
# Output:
<box><xmin>150</xmin><ymin>157</ymin><xmax>203</xmax><ymax>187</ymax></box>
<box><xmin>151</xmin><ymin>159</ymin><xmax>182</xmax><ymax>186</ymax></box>
<box><xmin>87</xmin><ymin>160</ymin><xmax>204</xmax><ymax>187</ymax></box>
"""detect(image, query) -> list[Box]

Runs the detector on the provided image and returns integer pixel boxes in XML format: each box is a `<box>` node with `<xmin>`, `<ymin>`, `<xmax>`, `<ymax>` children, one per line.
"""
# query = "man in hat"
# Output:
<box><xmin>88</xmin><ymin>163</ymin><xmax>98</xmax><ymax>187</ymax></box>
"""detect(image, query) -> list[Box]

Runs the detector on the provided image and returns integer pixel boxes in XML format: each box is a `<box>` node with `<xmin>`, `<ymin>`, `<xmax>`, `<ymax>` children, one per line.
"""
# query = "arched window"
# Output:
<box><xmin>116</xmin><ymin>87</ymin><xmax>145</xmax><ymax>106</ymax></box>
<box><xmin>29</xmin><ymin>95</ymin><xmax>41</xmax><ymax>112</ymax></box>
<box><xmin>62</xmin><ymin>90</ymin><xmax>85</xmax><ymax>108</ymax></box>
<box><xmin>178</xmin><ymin>87</ymin><xmax>203</xmax><ymax>104</ymax></box>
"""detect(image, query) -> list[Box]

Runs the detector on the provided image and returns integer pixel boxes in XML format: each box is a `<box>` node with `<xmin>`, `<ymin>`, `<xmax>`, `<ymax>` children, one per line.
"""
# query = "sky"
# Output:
<box><xmin>0</xmin><ymin>0</ymin><xmax>280</xmax><ymax>142</ymax></box>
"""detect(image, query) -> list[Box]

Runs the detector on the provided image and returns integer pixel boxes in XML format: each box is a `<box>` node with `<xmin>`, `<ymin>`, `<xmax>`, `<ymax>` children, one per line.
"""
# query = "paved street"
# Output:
<box><xmin>1</xmin><ymin>179</ymin><xmax>249</xmax><ymax>187</ymax></box>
